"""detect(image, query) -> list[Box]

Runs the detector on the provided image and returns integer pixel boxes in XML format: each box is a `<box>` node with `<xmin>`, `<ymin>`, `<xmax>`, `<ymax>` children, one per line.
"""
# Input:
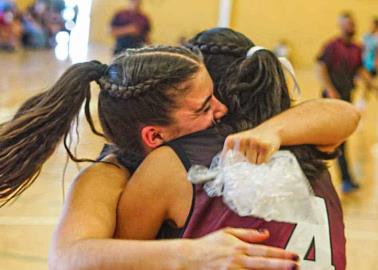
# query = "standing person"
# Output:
<box><xmin>317</xmin><ymin>12</ymin><xmax>377</xmax><ymax>192</ymax></box>
<box><xmin>363</xmin><ymin>18</ymin><xmax>378</xmax><ymax>76</ymax></box>
<box><xmin>110</xmin><ymin>0</ymin><xmax>151</xmax><ymax>55</ymax></box>
<box><xmin>0</xmin><ymin>1</ymin><xmax>22</xmax><ymax>51</ymax></box>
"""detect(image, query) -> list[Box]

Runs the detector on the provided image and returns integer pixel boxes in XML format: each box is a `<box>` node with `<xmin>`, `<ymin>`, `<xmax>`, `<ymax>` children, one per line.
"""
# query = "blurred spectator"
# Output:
<box><xmin>21</xmin><ymin>2</ymin><xmax>48</xmax><ymax>48</ymax></box>
<box><xmin>110</xmin><ymin>0</ymin><xmax>151</xmax><ymax>55</ymax></box>
<box><xmin>363</xmin><ymin>18</ymin><xmax>378</xmax><ymax>76</ymax></box>
<box><xmin>317</xmin><ymin>12</ymin><xmax>378</xmax><ymax>192</ymax></box>
<box><xmin>21</xmin><ymin>0</ymin><xmax>64</xmax><ymax>49</ymax></box>
<box><xmin>0</xmin><ymin>0</ymin><xmax>22</xmax><ymax>51</ymax></box>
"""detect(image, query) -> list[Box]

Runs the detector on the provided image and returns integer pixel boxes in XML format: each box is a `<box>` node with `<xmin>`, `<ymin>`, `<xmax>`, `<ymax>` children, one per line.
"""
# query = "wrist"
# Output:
<box><xmin>253</xmin><ymin>121</ymin><xmax>283</xmax><ymax>146</ymax></box>
<box><xmin>172</xmin><ymin>239</ymin><xmax>195</xmax><ymax>270</ymax></box>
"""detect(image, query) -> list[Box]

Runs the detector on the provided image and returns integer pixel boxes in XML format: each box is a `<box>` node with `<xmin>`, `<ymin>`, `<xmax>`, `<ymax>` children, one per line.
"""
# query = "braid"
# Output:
<box><xmin>98</xmin><ymin>45</ymin><xmax>202</xmax><ymax>101</ymax></box>
<box><xmin>97</xmin><ymin>77</ymin><xmax>161</xmax><ymax>99</ymax></box>
<box><xmin>186</xmin><ymin>42</ymin><xmax>246</xmax><ymax>57</ymax></box>
<box><xmin>97</xmin><ymin>45</ymin><xmax>203</xmax><ymax>168</ymax></box>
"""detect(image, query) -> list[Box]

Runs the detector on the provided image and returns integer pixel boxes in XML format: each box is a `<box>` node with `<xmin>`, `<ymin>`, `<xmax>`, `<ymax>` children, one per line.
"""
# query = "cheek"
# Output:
<box><xmin>175</xmin><ymin>115</ymin><xmax>212</xmax><ymax>136</ymax></box>
<box><xmin>190</xmin><ymin>114</ymin><xmax>213</xmax><ymax>131</ymax></box>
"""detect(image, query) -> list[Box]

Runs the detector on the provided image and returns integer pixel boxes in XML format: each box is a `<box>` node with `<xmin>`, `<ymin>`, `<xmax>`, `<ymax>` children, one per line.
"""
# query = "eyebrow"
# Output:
<box><xmin>194</xmin><ymin>94</ymin><xmax>212</xmax><ymax>113</ymax></box>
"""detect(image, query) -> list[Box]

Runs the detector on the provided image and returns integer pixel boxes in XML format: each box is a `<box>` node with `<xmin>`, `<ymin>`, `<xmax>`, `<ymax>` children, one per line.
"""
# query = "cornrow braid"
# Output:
<box><xmin>120</xmin><ymin>45</ymin><xmax>202</xmax><ymax>65</ymax></box>
<box><xmin>186</xmin><ymin>42</ymin><xmax>246</xmax><ymax>57</ymax></box>
<box><xmin>97</xmin><ymin>77</ymin><xmax>161</xmax><ymax>99</ymax></box>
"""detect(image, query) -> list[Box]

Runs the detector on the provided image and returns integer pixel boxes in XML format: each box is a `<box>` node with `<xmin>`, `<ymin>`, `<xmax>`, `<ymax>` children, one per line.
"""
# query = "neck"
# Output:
<box><xmin>341</xmin><ymin>34</ymin><xmax>353</xmax><ymax>43</ymax></box>
<box><xmin>129</xmin><ymin>4</ymin><xmax>140</xmax><ymax>11</ymax></box>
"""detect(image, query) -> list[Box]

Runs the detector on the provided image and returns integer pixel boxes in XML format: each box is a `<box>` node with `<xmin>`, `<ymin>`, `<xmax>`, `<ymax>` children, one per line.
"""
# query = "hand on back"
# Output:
<box><xmin>189</xmin><ymin>228</ymin><xmax>300</xmax><ymax>270</ymax></box>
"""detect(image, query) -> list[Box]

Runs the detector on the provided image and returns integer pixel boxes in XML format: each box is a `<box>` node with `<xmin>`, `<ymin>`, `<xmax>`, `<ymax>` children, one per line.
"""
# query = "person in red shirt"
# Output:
<box><xmin>317</xmin><ymin>12</ymin><xmax>378</xmax><ymax>192</ymax></box>
<box><xmin>110</xmin><ymin>0</ymin><xmax>151</xmax><ymax>55</ymax></box>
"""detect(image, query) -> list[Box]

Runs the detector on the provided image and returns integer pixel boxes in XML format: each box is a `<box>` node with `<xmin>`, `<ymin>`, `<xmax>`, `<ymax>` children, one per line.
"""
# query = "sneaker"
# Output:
<box><xmin>342</xmin><ymin>180</ymin><xmax>360</xmax><ymax>193</ymax></box>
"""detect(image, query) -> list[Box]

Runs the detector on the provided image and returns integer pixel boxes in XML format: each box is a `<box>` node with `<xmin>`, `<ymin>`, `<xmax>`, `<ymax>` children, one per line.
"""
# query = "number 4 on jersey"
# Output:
<box><xmin>285</xmin><ymin>197</ymin><xmax>335</xmax><ymax>270</ymax></box>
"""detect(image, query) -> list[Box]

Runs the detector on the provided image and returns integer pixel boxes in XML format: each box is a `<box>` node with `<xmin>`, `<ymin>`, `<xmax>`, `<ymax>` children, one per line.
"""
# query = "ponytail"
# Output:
<box><xmin>219</xmin><ymin>48</ymin><xmax>328</xmax><ymax>182</ymax></box>
<box><xmin>221</xmin><ymin>49</ymin><xmax>290</xmax><ymax>130</ymax></box>
<box><xmin>0</xmin><ymin>61</ymin><xmax>107</xmax><ymax>206</ymax></box>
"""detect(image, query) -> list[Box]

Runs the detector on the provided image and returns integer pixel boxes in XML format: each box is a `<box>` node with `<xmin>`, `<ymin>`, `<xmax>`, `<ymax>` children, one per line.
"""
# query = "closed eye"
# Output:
<box><xmin>203</xmin><ymin>105</ymin><xmax>211</xmax><ymax>113</ymax></box>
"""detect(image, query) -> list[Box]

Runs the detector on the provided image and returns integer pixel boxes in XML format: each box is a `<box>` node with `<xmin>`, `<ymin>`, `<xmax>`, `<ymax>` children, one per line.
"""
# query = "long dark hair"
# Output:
<box><xmin>187</xmin><ymin>28</ymin><xmax>328</xmax><ymax>182</ymax></box>
<box><xmin>0</xmin><ymin>45</ymin><xmax>202</xmax><ymax>206</ymax></box>
<box><xmin>186</xmin><ymin>28</ymin><xmax>253</xmax><ymax>103</ymax></box>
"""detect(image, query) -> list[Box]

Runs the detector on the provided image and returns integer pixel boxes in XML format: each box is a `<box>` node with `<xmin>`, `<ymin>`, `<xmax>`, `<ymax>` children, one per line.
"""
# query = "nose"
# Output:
<box><xmin>212</xmin><ymin>96</ymin><xmax>228</xmax><ymax>120</ymax></box>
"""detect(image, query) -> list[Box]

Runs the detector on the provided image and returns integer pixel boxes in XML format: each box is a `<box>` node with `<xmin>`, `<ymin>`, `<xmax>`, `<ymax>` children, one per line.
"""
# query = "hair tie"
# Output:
<box><xmin>278</xmin><ymin>57</ymin><xmax>301</xmax><ymax>98</ymax></box>
<box><xmin>91</xmin><ymin>60</ymin><xmax>108</xmax><ymax>76</ymax></box>
<box><xmin>246</xmin><ymin>46</ymin><xmax>267</xmax><ymax>58</ymax></box>
<box><xmin>246</xmin><ymin>46</ymin><xmax>301</xmax><ymax>98</ymax></box>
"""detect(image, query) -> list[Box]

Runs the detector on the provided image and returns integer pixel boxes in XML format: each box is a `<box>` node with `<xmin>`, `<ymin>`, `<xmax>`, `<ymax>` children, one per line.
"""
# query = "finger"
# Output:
<box><xmin>246</xmin><ymin>245</ymin><xmax>299</xmax><ymax>261</ymax></box>
<box><xmin>246</xmin><ymin>140</ymin><xmax>259</xmax><ymax>164</ymax></box>
<box><xmin>256</xmin><ymin>144</ymin><xmax>275</xmax><ymax>164</ymax></box>
<box><xmin>265</xmin><ymin>145</ymin><xmax>276</xmax><ymax>163</ymax></box>
<box><xmin>224</xmin><ymin>228</ymin><xmax>270</xmax><ymax>243</ymax></box>
<box><xmin>224</xmin><ymin>136</ymin><xmax>235</xmax><ymax>151</ymax></box>
<box><xmin>234</xmin><ymin>138</ymin><xmax>241</xmax><ymax>152</ymax></box>
<box><xmin>256</xmin><ymin>146</ymin><xmax>268</xmax><ymax>164</ymax></box>
<box><xmin>240</xmin><ymin>138</ymin><xmax>249</xmax><ymax>158</ymax></box>
<box><xmin>239</xmin><ymin>256</ymin><xmax>300</xmax><ymax>270</ymax></box>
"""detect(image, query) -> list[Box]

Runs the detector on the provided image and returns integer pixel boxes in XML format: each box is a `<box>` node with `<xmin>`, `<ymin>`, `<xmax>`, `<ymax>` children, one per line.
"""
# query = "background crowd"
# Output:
<box><xmin>0</xmin><ymin>0</ymin><xmax>73</xmax><ymax>51</ymax></box>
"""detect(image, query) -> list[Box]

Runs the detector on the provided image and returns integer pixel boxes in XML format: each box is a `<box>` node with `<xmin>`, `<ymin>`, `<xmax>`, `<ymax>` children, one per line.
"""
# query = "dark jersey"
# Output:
<box><xmin>168</xmin><ymin>128</ymin><xmax>346</xmax><ymax>270</ymax></box>
<box><xmin>317</xmin><ymin>38</ymin><xmax>362</xmax><ymax>101</ymax></box>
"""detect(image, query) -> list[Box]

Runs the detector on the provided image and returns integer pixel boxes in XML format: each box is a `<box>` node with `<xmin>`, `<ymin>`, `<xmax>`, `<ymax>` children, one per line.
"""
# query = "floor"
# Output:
<box><xmin>0</xmin><ymin>45</ymin><xmax>377</xmax><ymax>270</ymax></box>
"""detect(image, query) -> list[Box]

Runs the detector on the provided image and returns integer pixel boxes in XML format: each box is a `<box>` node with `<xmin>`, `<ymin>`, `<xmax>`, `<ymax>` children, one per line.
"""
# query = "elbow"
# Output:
<box><xmin>331</xmin><ymin>99</ymin><xmax>361</xmax><ymax>139</ymax></box>
<box><xmin>48</xmin><ymin>243</ymin><xmax>82</xmax><ymax>270</ymax></box>
<box><xmin>342</xmin><ymin>100</ymin><xmax>361</xmax><ymax>133</ymax></box>
<box><xmin>48</xmin><ymin>246</ymin><xmax>70</xmax><ymax>270</ymax></box>
<box><xmin>352</xmin><ymin>106</ymin><xmax>361</xmax><ymax>129</ymax></box>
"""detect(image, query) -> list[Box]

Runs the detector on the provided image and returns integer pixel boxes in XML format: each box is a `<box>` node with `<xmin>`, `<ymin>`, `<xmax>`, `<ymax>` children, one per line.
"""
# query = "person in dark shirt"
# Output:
<box><xmin>110</xmin><ymin>0</ymin><xmax>151</xmax><ymax>55</ymax></box>
<box><xmin>317</xmin><ymin>12</ymin><xmax>378</xmax><ymax>192</ymax></box>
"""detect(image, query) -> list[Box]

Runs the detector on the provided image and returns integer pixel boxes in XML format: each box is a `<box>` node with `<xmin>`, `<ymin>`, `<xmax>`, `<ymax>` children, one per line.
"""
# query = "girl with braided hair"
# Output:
<box><xmin>1</xmin><ymin>38</ymin><xmax>356</xmax><ymax>269</ymax></box>
<box><xmin>1</xmin><ymin>45</ymin><xmax>303</xmax><ymax>270</ymax></box>
<box><xmin>113</xmin><ymin>28</ymin><xmax>358</xmax><ymax>270</ymax></box>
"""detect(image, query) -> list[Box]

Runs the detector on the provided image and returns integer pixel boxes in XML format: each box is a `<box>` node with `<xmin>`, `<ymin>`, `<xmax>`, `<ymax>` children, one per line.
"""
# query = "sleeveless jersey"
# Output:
<box><xmin>167</xmin><ymin>128</ymin><xmax>346</xmax><ymax>270</ymax></box>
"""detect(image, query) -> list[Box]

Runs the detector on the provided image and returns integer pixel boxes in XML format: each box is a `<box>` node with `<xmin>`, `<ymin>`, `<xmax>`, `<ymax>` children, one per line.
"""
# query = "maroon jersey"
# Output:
<box><xmin>168</xmin><ymin>128</ymin><xmax>346</xmax><ymax>270</ymax></box>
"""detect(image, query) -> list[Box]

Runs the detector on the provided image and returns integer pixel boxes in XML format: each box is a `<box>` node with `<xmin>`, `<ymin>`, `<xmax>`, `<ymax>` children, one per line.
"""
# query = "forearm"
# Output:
<box><xmin>256</xmin><ymin>98</ymin><xmax>360</xmax><ymax>148</ymax></box>
<box><xmin>49</xmin><ymin>238</ymin><xmax>188</xmax><ymax>270</ymax></box>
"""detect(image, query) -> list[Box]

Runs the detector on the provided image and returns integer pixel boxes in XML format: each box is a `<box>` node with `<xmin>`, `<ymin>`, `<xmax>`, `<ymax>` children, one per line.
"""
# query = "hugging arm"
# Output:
<box><xmin>225</xmin><ymin>98</ymin><xmax>360</xmax><ymax>163</ymax></box>
<box><xmin>49</xmin><ymin>155</ymin><xmax>297</xmax><ymax>270</ymax></box>
<box><xmin>115</xmin><ymin>147</ymin><xmax>300</xmax><ymax>270</ymax></box>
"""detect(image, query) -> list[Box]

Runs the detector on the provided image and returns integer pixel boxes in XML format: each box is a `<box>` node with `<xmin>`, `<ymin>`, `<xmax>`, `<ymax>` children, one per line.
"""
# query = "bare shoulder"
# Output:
<box><xmin>116</xmin><ymin>146</ymin><xmax>191</xmax><ymax>237</ymax></box>
<box><xmin>133</xmin><ymin>145</ymin><xmax>187</xmax><ymax>186</ymax></box>
<box><xmin>72</xmin><ymin>154</ymin><xmax>130</xmax><ymax>190</ymax></box>
<box><xmin>130</xmin><ymin>145</ymin><xmax>191</xmax><ymax>213</ymax></box>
